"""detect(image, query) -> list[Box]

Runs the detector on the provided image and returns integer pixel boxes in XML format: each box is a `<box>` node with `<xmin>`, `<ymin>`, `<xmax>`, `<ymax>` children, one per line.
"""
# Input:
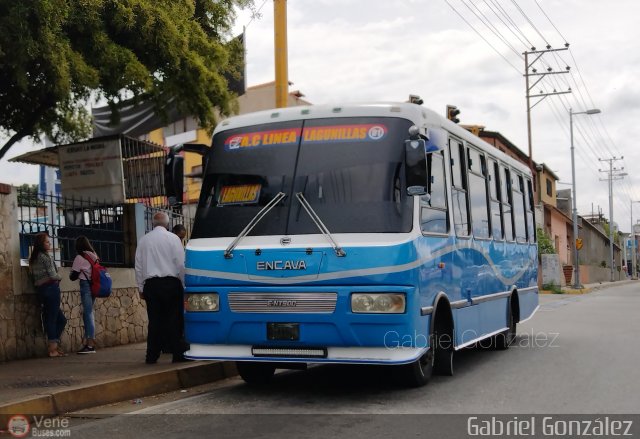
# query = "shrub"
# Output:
<box><xmin>537</xmin><ymin>227</ymin><xmax>555</xmax><ymax>256</ymax></box>
<box><xmin>542</xmin><ymin>282</ymin><xmax>563</xmax><ymax>294</ymax></box>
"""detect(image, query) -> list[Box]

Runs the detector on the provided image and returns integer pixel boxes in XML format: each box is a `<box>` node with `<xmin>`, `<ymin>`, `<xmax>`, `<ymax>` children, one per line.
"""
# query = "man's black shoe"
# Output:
<box><xmin>172</xmin><ymin>355</ymin><xmax>192</xmax><ymax>363</ymax></box>
<box><xmin>145</xmin><ymin>357</ymin><xmax>158</xmax><ymax>364</ymax></box>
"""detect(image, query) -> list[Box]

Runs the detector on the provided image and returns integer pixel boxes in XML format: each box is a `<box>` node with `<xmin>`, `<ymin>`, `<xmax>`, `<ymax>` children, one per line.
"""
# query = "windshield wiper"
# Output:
<box><xmin>224</xmin><ymin>192</ymin><xmax>287</xmax><ymax>259</ymax></box>
<box><xmin>295</xmin><ymin>192</ymin><xmax>346</xmax><ymax>257</ymax></box>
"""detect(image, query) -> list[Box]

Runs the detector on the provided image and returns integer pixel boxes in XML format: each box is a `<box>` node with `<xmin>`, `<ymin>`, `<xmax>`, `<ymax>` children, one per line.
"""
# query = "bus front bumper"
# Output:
<box><xmin>185</xmin><ymin>344</ymin><xmax>427</xmax><ymax>365</ymax></box>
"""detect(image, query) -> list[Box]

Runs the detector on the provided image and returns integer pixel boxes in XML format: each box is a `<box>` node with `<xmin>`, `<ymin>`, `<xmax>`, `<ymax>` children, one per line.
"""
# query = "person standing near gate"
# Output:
<box><xmin>69</xmin><ymin>236</ymin><xmax>99</xmax><ymax>354</ymax></box>
<box><xmin>135</xmin><ymin>212</ymin><xmax>186</xmax><ymax>364</ymax></box>
<box><xmin>29</xmin><ymin>233</ymin><xmax>67</xmax><ymax>357</ymax></box>
<box><xmin>172</xmin><ymin>224</ymin><xmax>187</xmax><ymax>245</ymax></box>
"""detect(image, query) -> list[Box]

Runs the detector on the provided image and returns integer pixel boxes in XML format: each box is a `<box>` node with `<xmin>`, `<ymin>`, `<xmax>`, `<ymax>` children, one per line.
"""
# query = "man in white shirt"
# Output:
<box><xmin>135</xmin><ymin>211</ymin><xmax>186</xmax><ymax>364</ymax></box>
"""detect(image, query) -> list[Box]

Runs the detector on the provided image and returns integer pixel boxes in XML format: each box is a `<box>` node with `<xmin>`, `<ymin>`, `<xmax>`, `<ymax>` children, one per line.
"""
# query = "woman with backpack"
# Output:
<box><xmin>29</xmin><ymin>232</ymin><xmax>67</xmax><ymax>357</ymax></box>
<box><xmin>69</xmin><ymin>236</ymin><xmax>99</xmax><ymax>354</ymax></box>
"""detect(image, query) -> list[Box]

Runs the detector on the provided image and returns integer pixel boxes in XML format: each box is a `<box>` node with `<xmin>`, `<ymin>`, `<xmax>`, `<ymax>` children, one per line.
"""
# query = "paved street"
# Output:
<box><xmin>71</xmin><ymin>284</ymin><xmax>640</xmax><ymax>437</ymax></box>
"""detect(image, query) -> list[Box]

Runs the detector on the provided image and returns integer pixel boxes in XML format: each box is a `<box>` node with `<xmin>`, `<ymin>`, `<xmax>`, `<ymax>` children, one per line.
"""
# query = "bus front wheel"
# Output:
<box><xmin>433</xmin><ymin>329</ymin><xmax>454</xmax><ymax>376</ymax></box>
<box><xmin>396</xmin><ymin>348</ymin><xmax>434</xmax><ymax>387</ymax></box>
<box><xmin>236</xmin><ymin>361</ymin><xmax>276</xmax><ymax>385</ymax></box>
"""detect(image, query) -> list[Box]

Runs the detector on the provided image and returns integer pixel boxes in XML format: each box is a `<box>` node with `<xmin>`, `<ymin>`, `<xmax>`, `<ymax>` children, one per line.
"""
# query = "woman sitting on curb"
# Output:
<box><xmin>29</xmin><ymin>233</ymin><xmax>67</xmax><ymax>357</ymax></box>
<box><xmin>69</xmin><ymin>236</ymin><xmax>99</xmax><ymax>354</ymax></box>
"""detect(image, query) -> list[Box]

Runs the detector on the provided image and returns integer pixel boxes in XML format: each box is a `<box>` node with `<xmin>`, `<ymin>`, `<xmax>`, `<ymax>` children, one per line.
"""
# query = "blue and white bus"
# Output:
<box><xmin>183</xmin><ymin>102</ymin><xmax>538</xmax><ymax>387</ymax></box>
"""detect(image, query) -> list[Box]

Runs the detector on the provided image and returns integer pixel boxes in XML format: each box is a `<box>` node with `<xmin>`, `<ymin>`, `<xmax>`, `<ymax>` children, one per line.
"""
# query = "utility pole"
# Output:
<box><xmin>524</xmin><ymin>46</ymin><xmax>571</xmax><ymax>201</ymax></box>
<box><xmin>274</xmin><ymin>0</ymin><xmax>288</xmax><ymax>108</ymax></box>
<box><xmin>569</xmin><ymin>108</ymin><xmax>601</xmax><ymax>289</ymax></box>
<box><xmin>631</xmin><ymin>200</ymin><xmax>640</xmax><ymax>279</ymax></box>
<box><xmin>599</xmin><ymin>157</ymin><xmax>626</xmax><ymax>281</ymax></box>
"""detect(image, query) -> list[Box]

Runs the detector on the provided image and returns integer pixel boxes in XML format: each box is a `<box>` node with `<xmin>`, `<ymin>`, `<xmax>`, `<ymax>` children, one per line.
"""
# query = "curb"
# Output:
<box><xmin>541</xmin><ymin>279</ymin><xmax>637</xmax><ymax>295</ymax></box>
<box><xmin>0</xmin><ymin>361</ymin><xmax>237</xmax><ymax>424</ymax></box>
<box><xmin>560</xmin><ymin>288</ymin><xmax>591</xmax><ymax>295</ymax></box>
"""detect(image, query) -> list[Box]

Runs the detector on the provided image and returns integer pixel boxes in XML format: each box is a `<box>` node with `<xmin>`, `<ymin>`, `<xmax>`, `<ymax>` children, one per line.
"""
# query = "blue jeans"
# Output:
<box><xmin>79</xmin><ymin>280</ymin><xmax>96</xmax><ymax>340</ymax></box>
<box><xmin>37</xmin><ymin>283</ymin><xmax>67</xmax><ymax>343</ymax></box>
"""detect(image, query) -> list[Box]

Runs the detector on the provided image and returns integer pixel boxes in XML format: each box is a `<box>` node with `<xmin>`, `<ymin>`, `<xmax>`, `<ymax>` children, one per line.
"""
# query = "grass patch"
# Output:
<box><xmin>542</xmin><ymin>283</ymin><xmax>564</xmax><ymax>294</ymax></box>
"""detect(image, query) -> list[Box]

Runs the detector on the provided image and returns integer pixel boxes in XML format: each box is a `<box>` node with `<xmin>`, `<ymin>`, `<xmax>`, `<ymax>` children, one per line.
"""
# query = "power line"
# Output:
<box><xmin>488</xmin><ymin>0</ymin><xmax>536</xmax><ymax>49</ymax></box>
<box><xmin>459</xmin><ymin>0</ymin><xmax>524</xmax><ymax>58</ymax></box>
<box><xmin>244</xmin><ymin>0</ymin><xmax>270</xmax><ymax>29</ymax></box>
<box><xmin>481</xmin><ymin>0</ymin><xmax>531</xmax><ymax>50</ymax></box>
<box><xmin>443</xmin><ymin>0</ymin><xmax>636</xmax><ymax>212</ymax></box>
<box><xmin>443</xmin><ymin>0</ymin><xmax>522</xmax><ymax>73</ymax></box>
<box><xmin>509</xmin><ymin>0</ymin><xmax>550</xmax><ymax>47</ymax></box>
<box><xmin>533</xmin><ymin>0</ymin><xmax>569</xmax><ymax>43</ymax></box>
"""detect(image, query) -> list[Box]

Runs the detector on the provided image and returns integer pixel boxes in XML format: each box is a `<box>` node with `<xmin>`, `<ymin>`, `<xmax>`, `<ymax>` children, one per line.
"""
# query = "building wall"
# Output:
<box><xmin>0</xmin><ymin>184</ymin><xmax>21</xmax><ymax>361</ymax></box>
<box><xmin>580</xmin><ymin>218</ymin><xmax>621</xmax><ymax>273</ymax></box>
<box><xmin>236</xmin><ymin>81</ymin><xmax>310</xmax><ymax>114</ymax></box>
<box><xmin>549</xmin><ymin>210</ymin><xmax>571</xmax><ymax>265</ymax></box>
<box><xmin>479</xmin><ymin>135</ymin><xmax>525</xmax><ymax>166</ymax></box>
<box><xmin>539</xmin><ymin>169</ymin><xmax>557</xmax><ymax>206</ymax></box>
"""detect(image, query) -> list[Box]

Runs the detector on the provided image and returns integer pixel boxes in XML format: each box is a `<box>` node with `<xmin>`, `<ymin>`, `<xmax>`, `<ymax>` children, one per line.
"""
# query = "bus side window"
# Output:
<box><xmin>420</xmin><ymin>151</ymin><xmax>449</xmax><ymax>234</ymax></box>
<box><xmin>502</xmin><ymin>166</ymin><xmax>514</xmax><ymax>241</ymax></box>
<box><xmin>512</xmin><ymin>173</ymin><xmax>527</xmax><ymax>242</ymax></box>
<box><xmin>467</xmin><ymin>147</ymin><xmax>490</xmax><ymax>238</ymax></box>
<box><xmin>525</xmin><ymin>177</ymin><xmax>536</xmax><ymax>242</ymax></box>
<box><xmin>488</xmin><ymin>159</ymin><xmax>504</xmax><ymax>240</ymax></box>
<box><xmin>449</xmin><ymin>139</ymin><xmax>470</xmax><ymax>237</ymax></box>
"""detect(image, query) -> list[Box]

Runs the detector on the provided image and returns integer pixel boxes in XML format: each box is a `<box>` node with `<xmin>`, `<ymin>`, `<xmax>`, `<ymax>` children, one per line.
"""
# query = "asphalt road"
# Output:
<box><xmin>70</xmin><ymin>283</ymin><xmax>640</xmax><ymax>438</ymax></box>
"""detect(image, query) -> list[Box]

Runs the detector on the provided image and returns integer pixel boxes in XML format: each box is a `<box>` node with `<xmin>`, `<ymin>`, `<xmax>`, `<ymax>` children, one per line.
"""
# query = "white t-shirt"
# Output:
<box><xmin>71</xmin><ymin>251</ymin><xmax>99</xmax><ymax>281</ymax></box>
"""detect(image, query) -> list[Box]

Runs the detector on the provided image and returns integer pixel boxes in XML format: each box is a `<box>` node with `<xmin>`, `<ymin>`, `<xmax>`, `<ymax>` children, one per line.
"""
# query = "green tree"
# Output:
<box><xmin>602</xmin><ymin>222</ymin><xmax>620</xmax><ymax>242</ymax></box>
<box><xmin>17</xmin><ymin>184</ymin><xmax>44</xmax><ymax>207</ymax></box>
<box><xmin>0</xmin><ymin>0</ymin><xmax>253</xmax><ymax>160</ymax></box>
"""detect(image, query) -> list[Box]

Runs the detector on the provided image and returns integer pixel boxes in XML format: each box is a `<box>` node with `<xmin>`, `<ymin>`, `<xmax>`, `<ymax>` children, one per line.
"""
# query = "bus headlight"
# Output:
<box><xmin>185</xmin><ymin>293</ymin><xmax>219</xmax><ymax>312</ymax></box>
<box><xmin>351</xmin><ymin>293</ymin><xmax>406</xmax><ymax>313</ymax></box>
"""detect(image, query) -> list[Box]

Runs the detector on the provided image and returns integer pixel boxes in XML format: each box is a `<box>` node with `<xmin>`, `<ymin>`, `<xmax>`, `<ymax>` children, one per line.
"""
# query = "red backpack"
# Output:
<box><xmin>82</xmin><ymin>253</ymin><xmax>113</xmax><ymax>298</ymax></box>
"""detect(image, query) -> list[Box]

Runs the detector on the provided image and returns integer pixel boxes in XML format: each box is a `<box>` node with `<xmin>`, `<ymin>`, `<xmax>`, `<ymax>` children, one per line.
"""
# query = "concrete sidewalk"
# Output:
<box><xmin>0</xmin><ymin>343</ymin><xmax>236</xmax><ymax>424</ymax></box>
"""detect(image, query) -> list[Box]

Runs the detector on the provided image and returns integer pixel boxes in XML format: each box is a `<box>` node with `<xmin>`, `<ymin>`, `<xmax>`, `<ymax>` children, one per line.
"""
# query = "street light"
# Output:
<box><xmin>631</xmin><ymin>200</ymin><xmax>640</xmax><ymax>279</ymax></box>
<box><xmin>570</xmin><ymin>107</ymin><xmax>601</xmax><ymax>288</ymax></box>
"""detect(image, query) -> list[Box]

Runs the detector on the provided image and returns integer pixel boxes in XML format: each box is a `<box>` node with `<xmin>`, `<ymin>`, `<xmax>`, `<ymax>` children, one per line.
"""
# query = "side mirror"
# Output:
<box><xmin>164</xmin><ymin>149</ymin><xmax>184</xmax><ymax>206</ymax></box>
<box><xmin>405</xmin><ymin>139</ymin><xmax>427</xmax><ymax>196</ymax></box>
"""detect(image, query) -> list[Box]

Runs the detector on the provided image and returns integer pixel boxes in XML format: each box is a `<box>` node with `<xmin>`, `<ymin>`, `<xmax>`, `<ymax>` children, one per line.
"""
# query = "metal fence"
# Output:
<box><xmin>18</xmin><ymin>187</ymin><xmax>126</xmax><ymax>267</ymax></box>
<box><xmin>17</xmin><ymin>187</ymin><xmax>194</xmax><ymax>268</ymax></box>
<box><xmin>143</xmin><ymin>205</ymin><xmax>193</xmax><ymax>239</ymax></box>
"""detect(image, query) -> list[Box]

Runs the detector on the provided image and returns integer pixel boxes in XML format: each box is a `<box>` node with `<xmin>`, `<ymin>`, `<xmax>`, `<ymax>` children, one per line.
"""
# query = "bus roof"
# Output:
<box><xmin>214</xmin><ymin>102</ymin><xmax>532</xmax><ymax>177</ymax></box>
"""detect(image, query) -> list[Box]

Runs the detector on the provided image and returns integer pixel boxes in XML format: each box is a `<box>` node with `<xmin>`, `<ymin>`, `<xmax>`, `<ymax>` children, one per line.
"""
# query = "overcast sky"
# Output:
<box><xmin>3</xmin><ymin>0</ymin><xmax>639</xmax><ymax>231</ymax></box>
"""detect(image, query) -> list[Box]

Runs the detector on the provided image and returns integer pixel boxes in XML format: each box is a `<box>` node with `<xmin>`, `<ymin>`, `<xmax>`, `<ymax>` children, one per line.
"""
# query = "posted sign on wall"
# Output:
<box><xmin>58</xmin><ymin>138</ymin><xmax>126</xmax><ymax>203</ymax></box>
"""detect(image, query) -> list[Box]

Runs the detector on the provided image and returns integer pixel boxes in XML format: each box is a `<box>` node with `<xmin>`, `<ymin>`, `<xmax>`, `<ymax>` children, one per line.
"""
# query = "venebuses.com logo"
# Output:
<box><xmin>5</xmin><ymin>414</ymin><xmax>71</xmax><ymax>437</ymax></box>
<box><xmin>6</xmin><ymin>415</ymin><xmax>30</xmax><ymax>438</ymax></box>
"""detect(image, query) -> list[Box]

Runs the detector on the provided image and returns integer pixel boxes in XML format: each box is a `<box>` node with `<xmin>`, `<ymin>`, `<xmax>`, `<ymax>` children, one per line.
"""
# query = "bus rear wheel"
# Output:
<box><xmin>236</xmin><ymin>361</ymin><xmax>276</xmax><ymax>385</ymax></box>
<box><xmin>494</xmin><ymin>305</ymin><xmax>516</xmax><ymax>350</ymax></box>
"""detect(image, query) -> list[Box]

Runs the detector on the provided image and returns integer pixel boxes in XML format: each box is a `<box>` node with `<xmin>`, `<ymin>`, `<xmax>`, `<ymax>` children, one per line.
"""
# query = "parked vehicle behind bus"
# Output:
<box><xmin>182</xmin><ymin>102</ymin><xmax>538</xmax><ymax>387</ymax></box>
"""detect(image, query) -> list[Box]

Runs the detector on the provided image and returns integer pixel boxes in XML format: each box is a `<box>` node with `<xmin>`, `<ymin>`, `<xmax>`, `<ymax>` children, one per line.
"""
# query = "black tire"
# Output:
<box><xmin>433</xmin><ymin>330</ymin><xmax>454</xmax><ymax>376</ymax></box>
<box><xmin>494</xmin><ymin>302</ymin><xmax>516</xmax><ymax>350</ymax></box>
<box><xmin>395</xmin><ymin>348</ymin><xmax>434</xmax><ymax>388</ymax></box>
<box><xmin>236</xmin><ymin>361</ymin><xmax>276</xmax><ymax>385</ymax></box>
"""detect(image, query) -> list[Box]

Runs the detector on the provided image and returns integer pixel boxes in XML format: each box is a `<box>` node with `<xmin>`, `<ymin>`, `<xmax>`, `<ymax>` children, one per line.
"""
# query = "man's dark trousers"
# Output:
<box><xmin>143</xmin><ymin>276</ymin><xmax>184</xmax><ymax>363</ymax></box>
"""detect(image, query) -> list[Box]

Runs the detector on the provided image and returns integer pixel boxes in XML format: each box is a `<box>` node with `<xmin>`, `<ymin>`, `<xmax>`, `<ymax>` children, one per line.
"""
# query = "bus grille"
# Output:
<box><xmin>252</xmin><ymin>346</ymin><xmax>327</xmax><ymax>358</ymax></box>
<box><xmin>228</xmin><ymin>293</ymin><xmax>337</xmax><ymax>313</ymax></box>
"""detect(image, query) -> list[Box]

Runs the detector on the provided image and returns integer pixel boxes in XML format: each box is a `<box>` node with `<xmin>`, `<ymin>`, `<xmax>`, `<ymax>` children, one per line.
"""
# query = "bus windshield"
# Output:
<box><xmin>191</xmin><ymin>117</ymin><xmax>414</xmax><ymax>239</ymax></box>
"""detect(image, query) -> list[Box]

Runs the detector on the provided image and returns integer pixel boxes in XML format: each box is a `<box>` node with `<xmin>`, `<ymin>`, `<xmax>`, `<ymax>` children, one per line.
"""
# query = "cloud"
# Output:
<box><xmin>0</xmin><ymin>137</ymin><xmax>42</xmax><ymax>186</ymax></box>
